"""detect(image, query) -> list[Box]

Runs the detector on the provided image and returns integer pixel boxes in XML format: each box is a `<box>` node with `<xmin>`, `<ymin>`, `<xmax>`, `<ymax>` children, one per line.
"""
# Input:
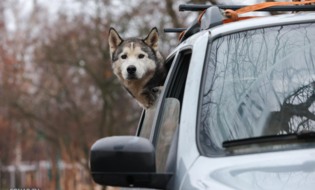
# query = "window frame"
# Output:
<box><xmin>151</xmin><ymin>48</ymin><xmax>192</xmax><ymax>146</ymax></box>
<box><xmin>135</xmin><ymin>47</ymin><xmax>193</xmax><ymax>173</ymax></box>
<box><xmin>136</xmin><ymin>47</ymin><xmax>192</xmax><ymax>143</ymax></box>
<box><xmin>152</xmin><ymin>48</ymin><xmax>192</xmax><ymax>172</ymax></box>
<box><xmin>135</xmin><ymin>54</ymin><xmax>176</xmax><ymax>138</ymax></box>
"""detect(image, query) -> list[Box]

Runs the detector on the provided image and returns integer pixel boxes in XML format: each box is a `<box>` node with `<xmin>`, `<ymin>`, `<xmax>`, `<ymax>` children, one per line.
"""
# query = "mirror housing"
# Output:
<box><xmin>90</xmin><ymin>136</ymin><xmax>172</xmax><ymax>189</ymax></box>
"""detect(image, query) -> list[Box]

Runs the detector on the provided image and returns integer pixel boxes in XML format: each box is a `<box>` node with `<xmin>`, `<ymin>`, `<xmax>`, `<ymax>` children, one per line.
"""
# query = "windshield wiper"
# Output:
<box><xmin>223</xmin><ymin>131</ymin><xmax>315</xmax><ymax>148</ymax></box>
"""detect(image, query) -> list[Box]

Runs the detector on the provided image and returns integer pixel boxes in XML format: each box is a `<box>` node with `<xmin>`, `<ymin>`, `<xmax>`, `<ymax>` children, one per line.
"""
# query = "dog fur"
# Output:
<box><xmin>108</xmin><ymin>27</ymin><xmax>167</xmax><ymax>109</ymax></box>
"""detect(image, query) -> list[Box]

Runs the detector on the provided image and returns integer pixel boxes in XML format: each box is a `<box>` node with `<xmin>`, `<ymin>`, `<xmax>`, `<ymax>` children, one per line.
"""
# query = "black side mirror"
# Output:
<box><xmin>90</xmin><ymin>136</ymin><xmax>172</xmax><ymax>189</ymax></box>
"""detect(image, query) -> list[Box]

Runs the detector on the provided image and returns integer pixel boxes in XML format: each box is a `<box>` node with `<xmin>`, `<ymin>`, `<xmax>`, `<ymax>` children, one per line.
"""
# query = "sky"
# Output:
<box><xmin>4</xmin><ymin>0</ymin><xmax>265</xmax><ymax>32</ymax></box>
<box><xmin>4</xmin><ymin>0</ymin><xmax>90</xmax><ymax>32</ymax></box>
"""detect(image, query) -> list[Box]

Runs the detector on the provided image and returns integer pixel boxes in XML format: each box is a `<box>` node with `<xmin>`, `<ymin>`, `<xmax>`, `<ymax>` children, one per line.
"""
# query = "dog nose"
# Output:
<box><xmin>127</xmin><ymin>65</ymin><xmax>136</xmax><ymax>74</ymax></box>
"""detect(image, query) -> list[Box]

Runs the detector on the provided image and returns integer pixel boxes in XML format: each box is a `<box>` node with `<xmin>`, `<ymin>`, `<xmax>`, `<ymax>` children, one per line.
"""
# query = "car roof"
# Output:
<box><xmin>209</xmin><ymin>12</ymin><xmax>315</xmax><ymax>37</ymax></box>
<box><xmin>169</xmin><ymin>12</ymin><xmax>315</xmax><ymax>55</ymax></box>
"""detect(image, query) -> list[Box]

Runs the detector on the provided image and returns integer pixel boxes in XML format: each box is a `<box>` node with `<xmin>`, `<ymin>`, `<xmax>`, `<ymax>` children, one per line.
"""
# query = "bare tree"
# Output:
<box><xmin>1</xmin><ymin>0</ymin><xmax>228</xmax><ymax>189</ymax></box>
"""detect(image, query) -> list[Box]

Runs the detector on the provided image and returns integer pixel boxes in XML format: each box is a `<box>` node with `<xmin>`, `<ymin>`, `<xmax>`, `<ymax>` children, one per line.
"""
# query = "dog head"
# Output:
<box><xmin>108</xmin><ymin>27</ymin><xmax>162</xmax><ymax>81</ymax></box>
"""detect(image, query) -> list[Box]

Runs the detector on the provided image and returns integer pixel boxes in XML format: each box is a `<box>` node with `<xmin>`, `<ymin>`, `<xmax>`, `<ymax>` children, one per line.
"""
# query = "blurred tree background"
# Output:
<box><xmin>0</xmin><ymin>0</ymin><xmax>258</xmax><ymax>189</ymax></box>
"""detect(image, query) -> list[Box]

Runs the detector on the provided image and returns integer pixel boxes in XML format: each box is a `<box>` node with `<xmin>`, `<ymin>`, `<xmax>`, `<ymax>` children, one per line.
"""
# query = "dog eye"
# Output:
<box><xmin>121</xmin><ymin>54</ymin><xmax>127</xmax><ymax>59</ymax></box>
<box><xmin>138</xmin><ymin>54</ymin><xmax>145</xmax><ymax>59</ymax></box>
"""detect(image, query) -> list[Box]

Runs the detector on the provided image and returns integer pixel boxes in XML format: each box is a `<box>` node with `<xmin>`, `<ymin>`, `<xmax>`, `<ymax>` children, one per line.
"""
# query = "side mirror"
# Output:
<box><xmin>90</xmin><ymin>136</ymin><xmax>172</xmax><ymax>189</ymax></box>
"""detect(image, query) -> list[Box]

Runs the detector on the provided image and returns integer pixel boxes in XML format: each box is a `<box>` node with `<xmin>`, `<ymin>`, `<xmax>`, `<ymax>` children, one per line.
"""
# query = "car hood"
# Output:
<box><xmin>186</xmin><ymin>148</ymin><xmax>315</xmax><ymax>190</ymax></box>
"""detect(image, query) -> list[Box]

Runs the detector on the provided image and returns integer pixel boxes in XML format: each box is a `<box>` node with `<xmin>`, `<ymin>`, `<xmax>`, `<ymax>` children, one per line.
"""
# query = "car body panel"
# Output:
<box><xmin>182</xmin><ymin>148</ymin><xmax>315</xmax><ymax>190</ymax></box>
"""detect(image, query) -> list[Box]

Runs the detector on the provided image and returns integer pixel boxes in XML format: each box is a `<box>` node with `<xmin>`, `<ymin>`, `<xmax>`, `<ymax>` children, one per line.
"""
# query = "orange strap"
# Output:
<box><xmin>223</xmin><ymin>16</ymin><xmax>258</xmax><ymax>24</ymax></box>
<box><xmin>178</xmin><ymin>31</ymin><xmax>185</xmax><ymax>41</ymax></box>
<box><xmin>225</xmin><ymin>0</ymin><xmax>315</xmax><ymax>21</ymax></box>
<box><xmin>198</xmin><ymin>10</ymin><xmax>206</xmax><ymax>24</ymax></box>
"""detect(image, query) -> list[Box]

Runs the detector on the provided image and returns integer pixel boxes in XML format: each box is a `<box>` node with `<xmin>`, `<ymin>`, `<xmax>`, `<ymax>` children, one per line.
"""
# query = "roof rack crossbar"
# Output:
<box><xmin>179</xmin><ymin>4</ymin><xmax>315</xmax><ymax>12</ymax></box>
<box><xmin>163</xmin><ymin>28</ymin><xmax>186</xmax><ymax>33</ymax></box>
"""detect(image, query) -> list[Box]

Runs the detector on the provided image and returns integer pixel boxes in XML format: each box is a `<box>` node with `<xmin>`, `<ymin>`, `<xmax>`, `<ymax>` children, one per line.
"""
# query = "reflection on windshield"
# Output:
<box><xmin>263</xmin><ymin>81</ymin><xmax>315</xmax><ymax>135</ymax></box>
<box><xmin>199</xmin><ymin>23</ymin><xmax>315</xmax><ymax>154</ymax></box>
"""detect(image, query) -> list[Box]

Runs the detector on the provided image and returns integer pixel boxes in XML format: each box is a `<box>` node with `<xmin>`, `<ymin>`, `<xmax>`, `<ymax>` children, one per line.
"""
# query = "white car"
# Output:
<box><xmin>90</xmin><ymin>4</ymin><xmax>315</xmax><ymax>190</ymax></box>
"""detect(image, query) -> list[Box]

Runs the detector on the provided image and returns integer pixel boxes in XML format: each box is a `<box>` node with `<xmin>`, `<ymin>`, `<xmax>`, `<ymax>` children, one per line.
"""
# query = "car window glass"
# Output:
<box><xmin>139</xmin><ymin>107</ymin><xmax>157</xmax><ymax>139</ymax></box>
<box><xmin>199</xmin><ymin>23</ymin><xmax>315</xmax><ymax>155</ymax></box>
<box><xmin>155</xmin><ymin>98</ymin><xmax>180</xmax><ymax>172</ymax></box>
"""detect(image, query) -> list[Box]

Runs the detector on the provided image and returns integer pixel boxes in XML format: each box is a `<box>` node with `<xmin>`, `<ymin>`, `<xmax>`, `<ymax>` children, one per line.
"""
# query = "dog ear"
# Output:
<box><xmin>144</xmin><ymin>27</ymin><xmax>159</xmax><ymax>51</ymax></box>
<box><xmin>108</xmin><ymin>27</ymin><xmax>123</xmax><ymax>55</ymax></box>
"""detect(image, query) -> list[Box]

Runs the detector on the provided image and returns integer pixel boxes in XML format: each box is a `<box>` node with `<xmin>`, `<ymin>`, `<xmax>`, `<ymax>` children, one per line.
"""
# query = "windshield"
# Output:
<box><xmin>199</xmin><ymin>23</ymin><xmax>315</xmax><ymax>155</ymax></box>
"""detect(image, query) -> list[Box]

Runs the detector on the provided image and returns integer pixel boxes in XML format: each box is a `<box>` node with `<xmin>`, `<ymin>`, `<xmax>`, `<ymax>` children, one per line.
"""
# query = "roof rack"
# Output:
<box><xmin>164</xmin><ymin>1</ymin><xmax>315</xmax><ymax>42</ymax></box>
<box><xmin>179</xmin><ymin>4</ymin><xmax>315</xmax><ymax>12</ymax></box>
<box><xmin>163</xmin><ymin>28</ymin><xmax>186</xmax><ymax>33</ymax></box>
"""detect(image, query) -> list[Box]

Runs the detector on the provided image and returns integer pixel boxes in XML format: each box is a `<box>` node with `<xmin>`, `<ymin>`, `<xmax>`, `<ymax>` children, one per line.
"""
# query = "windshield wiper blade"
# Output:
<box><xmin>223</xmin><ymin>132</ymin><xmax>315</xmax><ymax>148</ymax></box>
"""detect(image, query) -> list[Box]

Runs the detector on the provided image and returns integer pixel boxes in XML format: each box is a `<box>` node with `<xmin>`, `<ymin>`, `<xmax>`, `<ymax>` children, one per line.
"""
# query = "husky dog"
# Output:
<box><xmin>108</xmin><ymin>27</ymin><xmax>166</xmax><ymax>109</ymax></box>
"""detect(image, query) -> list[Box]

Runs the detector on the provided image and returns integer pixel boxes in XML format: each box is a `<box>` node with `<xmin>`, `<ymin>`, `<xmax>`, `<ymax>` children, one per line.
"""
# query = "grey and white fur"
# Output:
<box><xmin>108</xmin><ymin>27</ymin><xmax>167</xmax><ymax>109</ymax></box>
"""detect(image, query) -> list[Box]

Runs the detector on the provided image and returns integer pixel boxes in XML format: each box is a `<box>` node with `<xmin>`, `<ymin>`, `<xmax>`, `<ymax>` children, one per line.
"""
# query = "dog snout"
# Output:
<box><xmin>127</xmin><ymin>65</ymin><xmax>137</xmax><ymax>74</ymax></box>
